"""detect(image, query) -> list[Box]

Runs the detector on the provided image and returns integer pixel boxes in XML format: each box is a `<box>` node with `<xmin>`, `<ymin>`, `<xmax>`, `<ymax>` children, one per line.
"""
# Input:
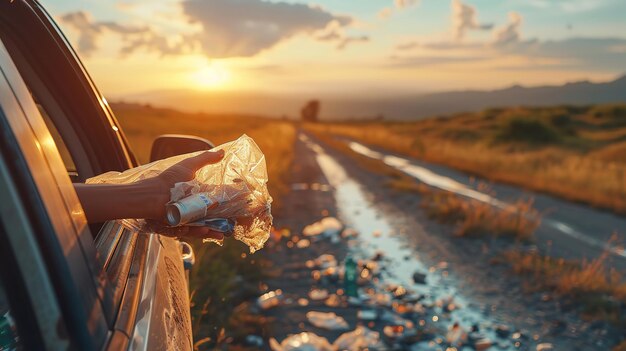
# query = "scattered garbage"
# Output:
<box><xmin>341</xmin><ymin>228</ymin><xmax>359</xmax><ymax>238</ymax></box>
<box><xmin>357</xmin><ymin>309</ymin><xmax>378</xmax><ymax>321</ymax></box>
<box><xmin>324</xmin><ymin>294</ymin><xmax>342</xmax><ymax>307</ymax></box>
<box><xmin>245</xmin><ymin>335</ymin><xmax>264</xmax><ymax>348</ymax></box>
<box><xmin>309</xmin><ymin>289</ymin><xmax>329</xmax><ymax>301</ymax></box>
<box><xmin>412</xmin><ymin>271</ymin><xmax>427</xmax><ymax>285</ymax></box>
<box><xmin>474</xmin><ymin>338</ymin><xmax>493</xmax><ymax>351</ymax></box>
<box><xmin>257</xmin><ymin>289</ymin><xmax>283</xmax><ymax>310</ymax></box>
<box><xmin>446</xmin><ymin>322</ymin><xmax>468</xmax><ymax>345</ymax></box>
<box><xmin>296</xmin><ymin>239</ymin><xmax>311</xmax><ymax>248</ymax></box>
<box><xmin>88</xmin><ymin>134</ymin><xmax>272</xmax><ymax>252</ymax></box>
<box><xmin>315</xmin><ymin>254</ymin><xmax>338</xmax><ymax>269</ymax></box>
<box><xmin>536</xmin><ymin>343</ymin><xmax>554</xmax><ymax>351</ymax></box>
<box><xmin>495</xmin><ymin>324</ymin><xmax>510</xmax><ymax>338</ymax></box>
<box><xmin>303</xmin><ymin>217</ymin><xmax>343</xmax><ymax>237</ymax></box>
<box><xmin>306</xmin><ymin>311</ymin><xmax>349</xmax><ymax>330</ymax></box>
<box><xmin>333</xmin><ymin>326</ymin><xmax>383</xmax><ymax>351</ymax></box>
<box><xmin>269</xmin><ymin>332</ymin><xmax>334</xmax><ymax>351</ymax></box>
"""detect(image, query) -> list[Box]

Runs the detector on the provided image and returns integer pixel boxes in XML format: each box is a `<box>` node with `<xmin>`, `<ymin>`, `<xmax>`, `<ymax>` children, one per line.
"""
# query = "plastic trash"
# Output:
<box><xmin>324</xmin><ymin>294</ymin><xmax>342</xmax><ymax>307</ymax></box>
<box><xmin>333</xmin><ymin>326</ymin><xmax>383</xmax><ymax>351</ymax></box>
<box><xmin>303</xmin><ymin>217</ymin><xmax>342</xmax><ymax>237</ymax></box>
<box><xmin>357</xmin><ymin>309</ymin><xmax>378</xmax><ymax>321</ymax></box>
<box><xmin>446</xmin><ymin>322</ymin><xmax>467</xmax><ymax>345</ymax></box>
<box><xmin>87</xmin><ymin>135</ymin><xmax>272</xmax><ymax>253</ymax></box>
<box><xmin>257</xmin><ymin>289</ymin><xmax>283</xmax><ymax>310</ymax></box>
<box><xmin>314</xmin><ymin>254</ymin><xmax>338</xmax><ymax>269</ymax></box>
<box><xmin>309</xmin><ymin>289</ymin><xmax>329</xmax><ymax>301</ymax></box>
<box><xmin>306</xmin><ymin>311</ymin><xmax>349</xmax><ymax>330</ymax></box>
<box><xmin>269</xmin><ymin>332</ymin><xmax>334</xmax><ymax>351</ymax></box>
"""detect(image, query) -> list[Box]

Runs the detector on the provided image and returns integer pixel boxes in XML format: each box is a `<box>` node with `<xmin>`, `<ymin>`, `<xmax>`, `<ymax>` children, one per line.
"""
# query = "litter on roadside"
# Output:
<box><xmin>357</xmin><ymin>309</ymin><xmax>378</xmax><ymax>321</ymax></box>
<box><xmin>306</xmin><ymin>311</ymin><xmax>350</xmax><ymax>330</ymax></box>
<box><xmin>309</xmin><ymin>289</ymin><xmax>329</xmax><ymax>301</ymax></box>
<box><xmin>302</xmin><ymin>217</ymin><xmax>343</xmax><ymax>237</ymax></box>
<box><xmin>314</xmin><ymin>254</ymin><xmax>338</xmax><ymax>269</ymax></box>
<box><xmin>269</xmin><ymin>332</ymin><xmax>334</xmax><ymax>351</ymax></box>
<box><xmin>333</xmin><ymin>326</ymin><xmax>383</xmax><ymax>351</ymax></box>
<box><xmin>257</xmin><ymin>289</ymin><xmax>283</xmax><ymax>310</ymax></box>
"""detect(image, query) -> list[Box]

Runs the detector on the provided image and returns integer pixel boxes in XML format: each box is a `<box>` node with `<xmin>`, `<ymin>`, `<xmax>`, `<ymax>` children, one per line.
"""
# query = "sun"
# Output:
<box><xmin>192</xmin><ymin>63</ymin><xmax>231</xmax><ymax>90</ymax></box>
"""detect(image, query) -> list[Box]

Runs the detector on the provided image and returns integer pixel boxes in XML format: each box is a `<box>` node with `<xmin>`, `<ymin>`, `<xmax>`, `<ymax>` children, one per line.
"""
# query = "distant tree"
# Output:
<box><xmin>301</xmin><ymin>100</ymin><xmax>320</xmax><ymax>122</ymax></box>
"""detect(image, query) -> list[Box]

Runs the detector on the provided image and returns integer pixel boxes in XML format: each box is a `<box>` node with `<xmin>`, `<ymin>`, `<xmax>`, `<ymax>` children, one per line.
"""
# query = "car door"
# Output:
<box><xmin>0</xmin><ymin>1</ymin><xmax>193</xmax><ymax>350</ymax></box>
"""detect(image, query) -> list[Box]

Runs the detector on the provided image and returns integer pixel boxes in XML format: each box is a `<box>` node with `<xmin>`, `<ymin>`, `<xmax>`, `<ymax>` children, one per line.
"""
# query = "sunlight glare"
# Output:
<box><xmin>192</xmin><ymin>63</ymin><xmax>231</xmax><ymax>90</ymax></box>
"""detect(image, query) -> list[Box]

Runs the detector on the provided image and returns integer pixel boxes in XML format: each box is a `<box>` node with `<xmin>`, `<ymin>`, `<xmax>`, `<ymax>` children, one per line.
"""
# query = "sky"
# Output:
<box><xmin>42</xmin><ymin>0</ymin><xmax>626</xmax><ymax>98</ymax></box>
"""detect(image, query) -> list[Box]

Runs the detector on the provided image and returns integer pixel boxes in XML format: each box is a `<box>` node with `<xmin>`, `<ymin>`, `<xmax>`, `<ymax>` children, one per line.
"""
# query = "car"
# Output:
<box><xmin>0</xmin><ymin>1</ymin><xmax>214</xmax><ymax>350</ymax></box>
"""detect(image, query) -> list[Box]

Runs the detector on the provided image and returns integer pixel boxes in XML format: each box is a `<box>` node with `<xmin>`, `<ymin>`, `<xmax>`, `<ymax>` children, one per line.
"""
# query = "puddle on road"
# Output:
<box><xmin>348</xmin><ymin>140</ymin><xmax>626</xmax><ymax>259</ymax></box>
<box><xmin>300</xmin><ymin>133</ymin><xmax>521</xmax><ymax>350</ymax></box>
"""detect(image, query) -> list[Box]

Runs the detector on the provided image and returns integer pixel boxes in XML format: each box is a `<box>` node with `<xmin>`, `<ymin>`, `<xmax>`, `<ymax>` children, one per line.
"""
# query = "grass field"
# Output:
<box><xmin>305</xmin><ymin>104</ymin><xmax>626</xmax><ymax>214</ymax></box>
<box><xmin>111</xmin><ymin>102</ymin><xmax>295</xmax><ymax>349</ymax></box>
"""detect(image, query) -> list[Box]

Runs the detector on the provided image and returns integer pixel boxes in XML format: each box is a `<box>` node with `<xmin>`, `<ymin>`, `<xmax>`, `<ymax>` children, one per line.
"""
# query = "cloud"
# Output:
<box><xmin>452</xmin><ymin>0</ymin><xmax>493</xmax><ymax>40</ymax></box>
<box><xmin>315</xmin><ymin>22</ymin><xmax>370</xmax><ymax>50</ymax></box>
<box><xmin>60</xmin><ymin>11</ymin><xmax>186</xmax><ymax>57</ymax></box>
<box><xmin>378</xmin><ymin>0</ymin><xmax>419</xmax><ymax>19</ymax></box>
<box><xmin>337</xmin><ymin>36</ymin><xmax>370</xmax><ymax>50</ymax></box>
<box><xmin>493</xmin><ymin>12</ymin><xmax>522</xmax><ymax>46</ymax></box>
<box><xmin>388</xmin><ymin>55</ymin><xmax>488</xmax><ymax>67</ymax></box>
<box><xmin>181</xmin><ymin>0</ymin><xmax>353</xmax><ymax>58</ymax></box>
<box><xmin>394</xmin><ymin>5</ymin><xmax>626</xmax><ymax>73</ymax></box>
<box><xmin>395</xmin><ymin>0</ymin><xmax>419</xmax><ymax>9</ymax></box>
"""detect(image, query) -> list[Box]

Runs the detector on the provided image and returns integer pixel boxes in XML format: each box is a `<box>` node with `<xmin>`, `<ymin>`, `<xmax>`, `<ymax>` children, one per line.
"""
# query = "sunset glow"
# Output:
<box><xmin>191</xmin><ymin>63</ymin><xmax>231</xmax><ymax>90</ymax></box>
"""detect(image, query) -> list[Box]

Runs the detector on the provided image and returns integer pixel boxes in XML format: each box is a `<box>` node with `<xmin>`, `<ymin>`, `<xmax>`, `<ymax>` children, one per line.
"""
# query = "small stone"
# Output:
<box><xmin>495</xmin><ymin>325</ymin><xmax>510</xmax><ymax>338</ymax></box>
<box><xmin>536</xmin><ymin>343</ymin><xmax>554</xmax><ymax>351</ymax></box>
<box><xmin>412</xmin><ymin>272</ymin><xmax>427</xmax><ymax>284</ymax></box>
<box><xmin>474</xmin><ymin>338</ymin><xmax>492</xmax><ymax>351</ymax></box>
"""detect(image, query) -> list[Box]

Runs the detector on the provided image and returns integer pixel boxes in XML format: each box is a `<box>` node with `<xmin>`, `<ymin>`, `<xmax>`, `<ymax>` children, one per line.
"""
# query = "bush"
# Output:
<box><xmin>589</xmin><ymin>104</ymin><xmax>626</xmax><ymax>119</ymax></box>
<box><xmin>495</xmin><ymin>117</ymin><xmax>561</xmax><ymax>145</ymax></box>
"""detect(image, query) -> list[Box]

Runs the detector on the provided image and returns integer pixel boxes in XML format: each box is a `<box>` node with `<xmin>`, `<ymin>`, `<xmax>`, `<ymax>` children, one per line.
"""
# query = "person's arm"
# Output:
<box><xmin>75</xmin><ymin>149</ymin><xmax>225</xmax><ymax>239</ymax></box>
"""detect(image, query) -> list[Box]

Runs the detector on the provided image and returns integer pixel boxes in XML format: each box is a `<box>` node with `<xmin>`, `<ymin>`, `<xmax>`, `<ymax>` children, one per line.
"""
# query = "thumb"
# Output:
<box><xmin>185</xmin><ymin>149</ymin><xmax>225</xmax><ymax>171</ymax></box>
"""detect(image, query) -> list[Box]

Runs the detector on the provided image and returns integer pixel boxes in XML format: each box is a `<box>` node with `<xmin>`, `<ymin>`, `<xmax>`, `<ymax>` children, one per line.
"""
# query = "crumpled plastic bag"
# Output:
<box><xmin>86</xmin><ymin>134</ymin><xmax>272</xmax><ymax>253</ymax></box>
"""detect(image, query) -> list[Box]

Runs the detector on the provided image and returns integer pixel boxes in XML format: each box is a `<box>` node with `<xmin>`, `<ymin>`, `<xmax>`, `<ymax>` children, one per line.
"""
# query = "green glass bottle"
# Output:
<box><xmin>344</xmin><ymin>256</ymin><xmax>358</xmax><ymax>297</ymax></box>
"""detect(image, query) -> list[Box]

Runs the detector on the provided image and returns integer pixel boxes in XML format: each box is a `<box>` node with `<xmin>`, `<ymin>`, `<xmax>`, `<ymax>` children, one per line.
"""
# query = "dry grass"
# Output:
<box><xmin>503</xmin><ymin>248</ymin><xmax>626</xmax><ymax>323</ymax></box>
<box><xmin>304</xmin><ymin>104</ymin><xmax>626</xmax><ymax>214</ymax></box>
<box><xmin>112</xmin><ymin>102</ymin><xmax>295</xmax><ymax>349</ymax></box>
<box><xmin>422</xmin><ymin>191</ymin><xmax>541</xmax><ymax>240</ymax></box>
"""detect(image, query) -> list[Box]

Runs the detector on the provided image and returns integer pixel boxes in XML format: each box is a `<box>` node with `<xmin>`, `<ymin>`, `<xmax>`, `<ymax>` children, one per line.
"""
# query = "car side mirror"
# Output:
<box><xmin>149</xmin><ymin>134</ymin><xmax>215</xmax><ymax>162</ymax></box>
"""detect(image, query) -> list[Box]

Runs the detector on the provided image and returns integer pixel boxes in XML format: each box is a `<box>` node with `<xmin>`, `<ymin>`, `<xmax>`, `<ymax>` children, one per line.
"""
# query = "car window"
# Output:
<box><xmin>0</xmin><ymin>35</ymin><xmax>92</xmax><ymax>183</ymax></box>
<box><xmin>38</xmin><ymin>102</ymin><xmax>78</xmax><ymax>176</ymax></box>
<box><xmin>0</xmin><ymin>281</ymin><xmax>22</xmax><ymax>351</ymax></box>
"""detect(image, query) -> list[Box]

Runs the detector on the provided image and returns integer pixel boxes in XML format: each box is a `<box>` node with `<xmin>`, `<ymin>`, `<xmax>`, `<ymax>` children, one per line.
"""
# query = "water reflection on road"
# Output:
<box><xmin>348</xmin><ymin>141</ymin><xmax>626</xmax><ymax>260</ymax></box>
<box><xmin>300</xmin><ymin>133</ymin><xmax>522</xmax><ymax>351</ymax></box>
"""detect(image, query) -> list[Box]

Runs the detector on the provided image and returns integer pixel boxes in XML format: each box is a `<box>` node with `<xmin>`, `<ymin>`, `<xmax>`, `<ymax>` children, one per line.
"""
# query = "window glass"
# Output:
<box><xmin>0</xmin><ymin>280</ymin><xmax>22</xmax><ymax>351</ymax></box>
<box><xmin>37</xmin><ymin>102</ymin><xmax>77</xmax><ymax>175</ymax></box>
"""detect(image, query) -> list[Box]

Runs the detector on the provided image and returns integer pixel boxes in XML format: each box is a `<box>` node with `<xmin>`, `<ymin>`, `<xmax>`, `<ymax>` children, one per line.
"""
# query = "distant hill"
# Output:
<box><xmin>113</xmin><ymin>74</ymin><xmax>626</xmax><ymax>120</ymax></box>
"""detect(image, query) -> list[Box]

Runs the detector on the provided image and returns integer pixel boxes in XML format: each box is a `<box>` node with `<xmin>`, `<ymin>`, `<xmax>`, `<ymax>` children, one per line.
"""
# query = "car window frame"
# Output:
<box><xmin>0</xmin><ymin>0</ymin><xmax>146</xmax><ymax>329</ymax></box>
<box><xmin>0</xmin><ymin>47</ymin><xmax>107</xmax><ymax>349</ymax></box>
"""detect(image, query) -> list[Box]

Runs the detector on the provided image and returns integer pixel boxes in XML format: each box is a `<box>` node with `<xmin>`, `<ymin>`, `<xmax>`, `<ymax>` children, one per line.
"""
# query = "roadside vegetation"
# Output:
<box><xmin>305</xmin><ymin>104</ymin><xmax>626</xmax><ymax>214</ymax></box>
<box><xmin>500</xmin><ymin>247</ymin><xmax>626</xmax><ymax>327</ymax></box>
<box><xmin>308</xmin><ymin>129</ymin><xmax>541</xmax><ymax>241</ymax></box>
<box><xmin>112</xmin><ymin>102</ymin><xmax>295</xmax><ymax>350</ymax></box>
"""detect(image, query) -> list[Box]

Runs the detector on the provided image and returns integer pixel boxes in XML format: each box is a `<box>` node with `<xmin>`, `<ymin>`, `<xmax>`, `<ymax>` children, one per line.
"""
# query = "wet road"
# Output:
<box><xmin>263</xmin><ymin>132</ymin><xmax>620</xmax><ymax>350</ymax></box>
<box><xmin>346</xmin><ymin>140</ymin><xmax>626</xmax><ymax>270</ymax></box>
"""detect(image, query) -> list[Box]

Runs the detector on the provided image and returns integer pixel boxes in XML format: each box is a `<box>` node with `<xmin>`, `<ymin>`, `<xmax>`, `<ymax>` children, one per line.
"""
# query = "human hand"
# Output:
<box><xmin>143</xmin><ymin>149</ymin><xmax>225</xmax><ymax>239</ymax></box>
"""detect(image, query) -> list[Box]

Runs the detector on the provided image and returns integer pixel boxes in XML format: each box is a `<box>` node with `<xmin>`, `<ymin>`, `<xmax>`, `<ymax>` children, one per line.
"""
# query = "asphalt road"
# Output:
<box><xmin>346</xmin><ymin>140</ymin><xmax>626</xmax><ymax>271</ymax></box>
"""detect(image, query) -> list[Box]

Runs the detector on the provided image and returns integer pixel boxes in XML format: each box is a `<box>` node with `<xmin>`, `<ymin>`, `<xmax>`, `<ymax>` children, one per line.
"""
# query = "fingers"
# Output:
<box><xmin>187</xmin><ymin>227</ymin><xmax>225</xmax><ymax>240</ymax></box>
<box><xmin>183</xmin><ymin>150</ymin><xmax>225</xmax><ymax>172</ymax></box>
